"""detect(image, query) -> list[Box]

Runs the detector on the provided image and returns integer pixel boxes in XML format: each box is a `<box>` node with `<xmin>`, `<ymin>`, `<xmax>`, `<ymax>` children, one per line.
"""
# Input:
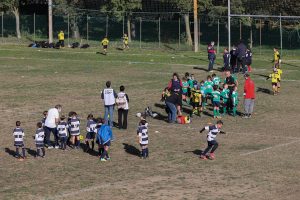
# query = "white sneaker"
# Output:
<box><xmin>47</xmin><ymin>146</ymin><xmax>53</xmax><ymax>149</ymax></box>
<box><xmin>55</xmin><ymin>145</ymin><xmax>59</xmax><ymax>149</ymax></box>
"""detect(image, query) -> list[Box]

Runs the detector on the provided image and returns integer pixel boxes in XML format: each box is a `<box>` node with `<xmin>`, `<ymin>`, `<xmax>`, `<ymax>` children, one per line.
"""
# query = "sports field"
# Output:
<box><xmin>0</xmin><ymin>44</ymin><xmax>299</xmax><ymax>200</ymax></box>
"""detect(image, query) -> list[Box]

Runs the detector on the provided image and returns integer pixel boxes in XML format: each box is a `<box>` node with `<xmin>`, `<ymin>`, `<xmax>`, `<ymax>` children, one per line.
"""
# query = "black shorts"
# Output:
<box><xmin>103</xmin><ymin>141</ymin><xmax>111</xmax><ymax>146</ymax></box>
<box><xmin>213</xmin><ymin>101</ymin><xmax>220</xmax><ymax>107</ymax></box>
<box><xmin>85</xmin><ymin>132</ymin><xmax>95</xmax><ymax>140</ymax></box>
<box><xmin>272</xmin><ymin>82</ymin><xmax>277</xmax><ymax>86</ymax></box>
<box><xmin>103</xmin><ymin>45</ymin><xmax>108</xmax><ymax>49</ymax></box>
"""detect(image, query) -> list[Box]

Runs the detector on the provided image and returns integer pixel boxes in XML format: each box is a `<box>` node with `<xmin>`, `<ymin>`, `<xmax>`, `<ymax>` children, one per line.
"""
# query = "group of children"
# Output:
<box><xmin>266</xmin><ymin>47</ymin><xmax>283</xmax><ymax>95</ymax></box>
<box><xmin>101</xmin><ymin>34</ymin><xmax>129</xmax><ymax>55</ymax></box>
<box><xmin>223</xmin><ymin>46</ymin><xmax>252</xmax><ymax>74</ymax></box>
<box><xmin>182</xmin><ymin>72</ymin><xmax>239</xmax><ymax>119</ymax></box>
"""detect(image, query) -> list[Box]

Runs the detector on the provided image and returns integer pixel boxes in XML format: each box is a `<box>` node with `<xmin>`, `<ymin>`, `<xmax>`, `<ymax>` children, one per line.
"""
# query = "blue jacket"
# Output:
<box><xmin>97</xmin><ymin>125</ymin><xmax>114</xmax><ymax>145</ymax></box>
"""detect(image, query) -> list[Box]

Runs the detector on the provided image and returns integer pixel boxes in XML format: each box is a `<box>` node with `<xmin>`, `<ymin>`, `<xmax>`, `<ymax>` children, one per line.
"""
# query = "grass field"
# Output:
<box><xmin>0</xmin><ymin>44</ymin><xmax>300</xmax><ymax>200</ymax></box>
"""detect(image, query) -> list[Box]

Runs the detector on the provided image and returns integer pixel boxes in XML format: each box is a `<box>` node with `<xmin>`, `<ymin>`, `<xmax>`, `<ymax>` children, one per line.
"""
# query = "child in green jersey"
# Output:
<box><xmin>231</xmin><ymin>86</ymin><xmax>239</xmax><ymax>116</ymax></box>
<box><xmin>182</xmin><ymin>77</ymin><xmax>189</xmax><ymax>103</ymax></box>
<box><xmin>212</xmin><ymin>73</ymin><xmax>221</xmax><ymax>87</ymax></box>
<box><xmin>204</xmin><ymin>75</ymin><xmax>214</xmax><ymax>105</ymax></box>
<box><xmin>199</xmin><ymin>80</ymin><xmax>206</xmax><ymax>109</ymax></box>
<box><xmin>221</xmin><ymin>84</ymin><xmax>230</xmax><ymax>115</ymax></box>
<box><xmin>211</xmin><ymin>85</ymin><xmax>221</xmax><ymax>118</ymax></box>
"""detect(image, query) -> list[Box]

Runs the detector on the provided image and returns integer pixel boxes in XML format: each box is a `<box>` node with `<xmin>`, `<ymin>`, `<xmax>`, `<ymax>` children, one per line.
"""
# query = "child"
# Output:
<box><xmin>276</xmin><ymin>67</ymin><xmax>282</xmax><ymax>93</ymax></box>
<box><xmin>95</xmin><ymin>118</ymin><xmax>104</xmax><ymax>156</ymax></box>
<box><xmin>182</xmin><ymin>77</ymin><xmax>189</xmax><ymax>103</ymax></box>
<box><xmin>41</xmin><ymin>110</ymin><xmax>47</xmax><ymax>127</ymax></box>
<box><xmin>245</xmin><ymin>48</ymin><xmax>252</xmax><ymax>72</ymax></box>
<box><xmin>116</xmin><ymin>85</ymin><xmax>129</xmax><ymax>129</ymax></box>
<box><xmin>199</xmin><ymin>80</ymin><xmax>207</xmax><ymax>109</ymax></box>
<box><xmin>190</xmin><ymin>85</ymin><xmax>202</xmax><ymax>117</ymax></box>
<box><xmin>231</xmin><ymin>86</ymin><xmax>239</xmax><ymax>116</ymax></box>
<box><xmin>212</xmin><ymin>73</ymin><xmax>221</xmax><ymax>87</ymax></box>
<box><xmin>101</xmin><ymin>36</ymin><xmax>109</xmax><ymax>55</ymax></box>
<box><xmin>97</xmin><ymin>124</ymin><xmax>114</xmax><ymax>161</ymax></box>
<box><xmin>273</xmin><ymin>47</ymin><xmax>281</xmax><ymax>68</ymax></box>
<box><xmin>204</xmin><ymin>75</ymin><xmax>214</xmax><ymax>104</ymax></box>
<box><xmin>35</xmin><ymin>122</ymin><xmax>45</xmax><ymax>158</ymax></box>
<box><xmin>13</xmin><ymin>121</ymin><xmax>26</xmax><ymax>160</ymax></box>
<box><xmin>137</xmin><ymin>117</ymin><xmax>149</xmax><ymax>159</ymax></box>
<box><xmin>85</xmin><ymin>114</ymin><xmax>97</xmax><ymax>152</ymax></box>
<box><xmin>199</xmin><ymin>120</ymin><xmax>226</xmax><ymax>160</ymax></box>
<box><xmin>57</xmin><ymin>115</ymin><xmax>69</xmax><ymax>150</ymax></box>
<box><xmin>211</xmin><ymin>85</ymin><xmax>221</xmax><ymax>118</ymax></box>
<box><xmin>123</xmin><ymin>33</ymin><xmax>129</xmax><ymax>49</ymax></box>
<box><xmin>223</xmin><ymin>48</ymin><xmax>230</xmax><ymax>71</ymax></box>
<box><xmin>266</xmin><ymin>68</ymin><xmax>280</xmax><ymax>95</ymax></box>
<box><xmin>69</xmin><ymin>112</ymin><xmax>81</xmax><ymax>149</ymax></box>
<box><xmin>221</xmin><ymin>84</ymin><xmax>230</xmax><ymax>115</ymax></box>
<box><xmin>230</xmin><ymin>46</ymin><xmax>238</xmax><ymax>73</ymax></box>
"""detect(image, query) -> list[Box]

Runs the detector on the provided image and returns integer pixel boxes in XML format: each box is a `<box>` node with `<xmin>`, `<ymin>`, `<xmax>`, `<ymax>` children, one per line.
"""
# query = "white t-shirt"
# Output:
<box><xmin>45</xmin><ymin>108</ymin><xmax>59</xmax><ymax>128</ymax></box>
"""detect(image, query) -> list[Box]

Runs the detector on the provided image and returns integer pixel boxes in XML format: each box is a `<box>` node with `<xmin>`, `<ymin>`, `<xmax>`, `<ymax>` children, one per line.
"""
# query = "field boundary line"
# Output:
<box><xmin>240</xmin><ymin>139</ymin><xmax>300</xmax><ymax>156</ymax></box>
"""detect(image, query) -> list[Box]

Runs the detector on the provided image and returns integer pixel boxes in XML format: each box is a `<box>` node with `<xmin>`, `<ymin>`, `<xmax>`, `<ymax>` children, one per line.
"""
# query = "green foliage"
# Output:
<box><xmin>0</xmin><ymin>0</ymin><xmax>19</xmax><ymax>12</ymax></box>
<box><xmin>101</xmin><ymin>0</ymin><xmax>142</xmax><ymax>20</ymax></box>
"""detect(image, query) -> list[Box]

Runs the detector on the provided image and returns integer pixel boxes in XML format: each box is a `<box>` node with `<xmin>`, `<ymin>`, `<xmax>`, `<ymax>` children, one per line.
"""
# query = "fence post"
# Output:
<box><xmin>139</xmin><ymin>17</ymin><xmax>142</xmax><ymax>48</ymax></box>
<box><xmin>158</xmin><ymin>17</ymin><xmax>161</xmax><ymax>48</ymax></box>
<box><xmin>33</xmin><ymin>13</ymin><xmax>36</xmax><ymax>42</ymax></box>
<box><xmin>239</xmin><ymin>20</ymin><xmax>242</xmax><ymax>40</ymax></box>
<box><xmin>86</xmin><ymin>15</ymin><xmax>89</xmax><ymax>43</ymax></box>
<box><xmin>106</xmin><ymin>15</ymin><xmax>108</xmax><ymax>36</ymax></box>
<box><xmin>198</xmin><ymin>16</ymin><xmax>200</xmax><ymax>51</ymax></box>
<box><xmin>279</xmin><ymin>14</ymin><xmax>283</xmax><ymax>56</ymax></box>
<box><xmin>67</xmin><ymin>14</ymin><xmax>70</xmax><ymax>46</ymax></box>
<box><xmin>178</xmin><ymin>17</ymin><xmax>181</xmax><ymax>49</ymax></box>
<box><xmin>228</xmin><ymin>0</ymin><xmax>231</xmax><ymax>50</ymax></box>
<box><xmin>122</xmin><ymin>16</ymin><xmax>125</xmax><ymax>35</ymax></box>
<box><xmin>259</xmin><ymin>19</ymin><xmax>262</xmax><ymax>55</ymax></box>
<box><xmin>1</xmin><ymin>12</ymin><xmax>3</xmax><ymax>43</ymax></box>
<box><xmin>217</xmin><ymin>19</ymin><xmax>220</xmax><ymax>54</ymax></box>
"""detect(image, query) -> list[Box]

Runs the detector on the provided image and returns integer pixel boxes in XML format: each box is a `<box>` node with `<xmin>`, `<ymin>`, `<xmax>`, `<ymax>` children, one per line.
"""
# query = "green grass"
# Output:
<box><xmin>0</xmin><ymin>44</ymin><xmax>300</xmax><ymax>200</ymax></box>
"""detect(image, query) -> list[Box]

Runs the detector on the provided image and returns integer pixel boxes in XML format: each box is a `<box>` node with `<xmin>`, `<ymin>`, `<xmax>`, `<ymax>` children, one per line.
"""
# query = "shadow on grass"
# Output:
<box><xmin>116</xmin><ymin>47</ymin><xmax>124</xmax><ymax>51</ymax></box>
<box><xmin>5</xmin><ymin>147</ymin><xmax>16</xmax><ymax>157</ymax></box>
<box><xmin>122</xmin><ymin>143</ymin><xmax>140</xmax><ymax>157</ymax></box>
<box><xmin>184</xmin><ymin>149</ymin><xmax>203</xmax><ymax>156</ymax></box>
<box><xmin>96</xmin><ymin>52</ymin><xmax>107</xmax><ymax>55</ymax></box>
<box><xmin>257</xmin><ymin>87</ymin><xmax>272</xmax><ymax>94</ymax></box>
<box><xmin>26</xmin><ymin>148</ymin><xmax>36</xmax><ymax>157</ymax></box>
<box><xmin>283</xmin><ymin>62</ymin><xmax>300</xmax><ymax>68</ymax></box>
<box><xmin>253</xmin><ymin>73</ymin><xmax>269</xmax><ymax>78</ymax></box>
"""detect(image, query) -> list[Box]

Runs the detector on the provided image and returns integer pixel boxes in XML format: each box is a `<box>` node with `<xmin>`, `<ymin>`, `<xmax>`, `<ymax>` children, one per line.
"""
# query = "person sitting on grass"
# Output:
<box><xmin>13</xmin><ymin>121</ymin><xmax>26</xmax><ymax>160</ymax></box>
<box><xmin>98</xmin><ymin>124</ymin><xmax>114</xmax><ymax>162</ymax></box>
<box><xmin>137</xmin><ymin>117</ymin><xmax>149</xmax><ymax>159</ymax></box>
<box><xmin>199</xmin><ymin>120</ymin><xmax>226</xmax><ymax>160</ymax></box>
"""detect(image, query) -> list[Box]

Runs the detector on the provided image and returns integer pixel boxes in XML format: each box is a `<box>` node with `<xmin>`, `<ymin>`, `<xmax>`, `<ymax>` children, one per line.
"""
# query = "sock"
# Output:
<box><xmin>76</xmin><ymin>140</ymin><xmax>80</xmax><ymax>147</ymax></box>
<box><xmin>37</xmin><ymin>149</ymin><xmax>40</xmax><ymax>157</ymax></box>
<box><xmin>146</xmin><ymin>148</ymin><xmax>149</xmax><ymax>157</ymax></box>
<box><xmin>91</xmin><ymin>141</ymin><xmax>95</xmax><ymax>150</ymax></box>
<box><xmin>101</xmin><ymin>149</ymin><xmax>107</xmax><ymax>159</ymax></box>
<box><xmin>223</xmin><ymin>107</ymin><xmax>227</xmax><ymax>114</ymax></box>
<box><xmin>213</xmin><ymin>109</ymin><xmax>216</xmax><ymax>117</ymax></box>
<box><xmin>42</xmin><ymin>148</ymin><xmax>45</xmax><ymax>156</ymax></box>
<box><xmin>233</xmin><ymin>107</ymin><xmax>237</xmax><ymax>116</ymax></box>
<box><xmin>142</xmin><ymin>149</ymin><xmax>146</xmax><ymax>158</ymax></box>
<box><xmin>22</xmin><ymin>148</ymin><xmax>26</xmax><ymax>158</ymax></box>
<box><xmin>85</xmin><ymin>141</ymin><xmax>90</xmax><ymax>149</ymax></box>
<box><xmin>16</xmin><ymin>147</ymin><xmax>19</xmax><ymax>157</ymax></box>
<box><xmin>277</xmin><ymin>87</ymin><xmax>280</xmax><ymax>92</ymax></box>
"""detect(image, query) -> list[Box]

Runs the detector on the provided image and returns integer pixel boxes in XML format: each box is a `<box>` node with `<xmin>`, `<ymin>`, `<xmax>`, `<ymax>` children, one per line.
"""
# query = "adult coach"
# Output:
<box><xmin>237</xmin><ymin>40</ymin><xmax>247</xmax><ymax>74</ymax></box>
<box><xmin>101</xmin><ymin>81</ymin><xmax>117</xmax><ymax>128</ymax></box>
<box><xmin>224</xmin><ymin>71</ymin><xmax>237</xmax><ymax>113</ymax></box>
<box><xmin>44</xmin><ymin>104</ymin><xmax>62</xmax><ymax>149</ymax></box>
<box><xmin>243</xmin><ymin>74</ymin><xmax>255</xmax><ymax>118</ymax></box>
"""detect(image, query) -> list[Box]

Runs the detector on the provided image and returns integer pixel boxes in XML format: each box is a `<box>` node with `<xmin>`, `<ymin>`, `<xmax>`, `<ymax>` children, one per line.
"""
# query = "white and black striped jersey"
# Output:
<box><xmin>137</xmin><ymin>125</ymin><xmax>148</xmax><ymax>145</ymax></box>
<box><xmin>205</xmin><ymin>125</ymin><xmax>220</xmax><ymax>141</ymax></box>
<box><xmin>57</xmin><ymin>121</ymin><xmax>69</xmax><ymax>137</ymax></box>
<box><xmin>35</xmin><ymin>128</ymin><xmax>45</xmax><ymax>145</ymax></box>
<box><xmin>69</xmin><ymin>117</ymin><xmax>80</xmax><ymax>136</ymax></box>
<box><xmin>86</xmin><ymin>119</ymin><xmax>97</xmax><ymax>133</ymax></box>
<box><xmin>13</xmin><ymin>127</ymin><xmax>25</xmax><ymax>146</ymax></box>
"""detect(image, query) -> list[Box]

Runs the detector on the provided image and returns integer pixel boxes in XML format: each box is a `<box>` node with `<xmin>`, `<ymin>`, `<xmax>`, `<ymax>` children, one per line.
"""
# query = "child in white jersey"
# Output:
<box><xmin>13</xmin><ymin>121</ymin><xmax>26</xmax><ymax>160</ymax></box>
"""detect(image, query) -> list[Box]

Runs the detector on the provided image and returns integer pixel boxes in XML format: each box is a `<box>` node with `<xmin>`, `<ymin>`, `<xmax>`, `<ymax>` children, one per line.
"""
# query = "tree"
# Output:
<box><xmin>54</xmin><ymin>0</ymin><xmax>84</xmax><ymax>39</ymax></box>
<box><xmin>0</xmin><ymin>0</ymin><xmax>21</xmax><ymax>39</ymax></box>
<box><xmin>102</xmin><ymin>0</ymin><xmax>142</xmax><ymax>41</ymax></box>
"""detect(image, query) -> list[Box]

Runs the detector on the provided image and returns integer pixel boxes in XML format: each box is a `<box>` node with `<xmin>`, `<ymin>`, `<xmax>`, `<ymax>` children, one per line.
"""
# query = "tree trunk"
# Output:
<box><xmin>183</xmin><ymin>14</ymin><xmax>192</xmax><ymax>46</ymax></box>
<box><xmin>12</xmin><ymin>8</ymin><xmax>21</xmax><ymax>39</ymax></box>
<box><xmin>250</xmin><ymin>26</ymin><xmax>253</xmax><ymax>49</ymax></box>
<box><xmin>71</xmin><ymin>17</ymin><xmax>80</xmax><ymax>39</ymax></box>
<box><xmin>127</xmin><ymin>18</ymin><xmax>131</xmax><ymax>42</ymax></box>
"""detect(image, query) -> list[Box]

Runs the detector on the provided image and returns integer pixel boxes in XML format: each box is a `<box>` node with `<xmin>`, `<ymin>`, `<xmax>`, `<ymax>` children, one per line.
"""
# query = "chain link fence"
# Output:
<box><xmin>0</xmin><ymin>12</ymin><xmax>299</xmax><ymax>53</ymax></box>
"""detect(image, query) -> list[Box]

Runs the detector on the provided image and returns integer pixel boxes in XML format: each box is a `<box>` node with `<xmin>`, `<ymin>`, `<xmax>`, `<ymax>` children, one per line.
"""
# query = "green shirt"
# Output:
<box><xmin>182</xmin><ymin>81</ymin><xmax>189</xmax><ymax>93</ymax></box>
<box><xmin>188</xmin><ymin>79</ymin><xmax>194</xmax><ymax>88</ymax></box>
<box><xmin>211</xmin><ymin>90</ymin><xmax>221</xmax><ymax>102</ymax></box>
<box><xmin>232</xmin><ymin>91</ymin><xmax>239</xmax><ymax>106</ymax></box>
<box><xmin>204</xmin><ymin>81</ymin><xmax>214</xmax><ymax>94</ymax></box>
<box><xmin>221</xmin><ymin>89</ymin><xmax>230</xmax><ymax>102</ymax></box>
<box><xmin>213</xmin><ymin>77</ymin><xmax>221</xmax><ymax>86</ymax></box>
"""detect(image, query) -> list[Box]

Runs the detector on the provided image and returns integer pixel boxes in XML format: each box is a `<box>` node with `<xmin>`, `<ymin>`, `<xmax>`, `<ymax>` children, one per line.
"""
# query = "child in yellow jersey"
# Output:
<box><xmin>190</xmin><ymin>85</ymin><xmax>202</xmax><ymax>117</ymax></box>
<box><xmin>101</xmin><ymin>37</ymin><xmax>109</xmax><ymax>55</ymax></box>
<box><xmin>276</xmin><ymin>67</ymin><xmax>283</xmax><ymax>93</ymax></box>
<box><xmin>123</xmin><ymin>34</ymin><xmax>129</xmax><ymax>49</ymax></box>
<box><xmin>266</xmin><ymin>68</ymin><xmax>280</xmax><ymax>95</ymax></box>
<box><xmin>273</xmin><ymin>47</ymin><xmax>281</xmax><ymax>68</ymax></box>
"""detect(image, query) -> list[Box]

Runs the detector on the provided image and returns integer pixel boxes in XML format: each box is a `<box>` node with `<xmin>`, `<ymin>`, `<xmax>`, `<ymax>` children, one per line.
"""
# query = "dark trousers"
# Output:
<box><xmin>208</xmin><ymin>58</ymin><xmax>215</xmax><ymax>71</ymax></box>
<box><xmin>44</xmin><ymin>126</ymin><xmax>58</xmax><ymax>147</ymax></box>
<box><xmin>237</xmin><ymin>57</ymin><xmax>246</xmax><ymax>73</ymax></box>
<box><xmin>203</xmin><ymin>140</ymin><xmax>219</xmax><ymax>155</ymax></box>
<box><xmin>59</xmin><ymin>40</ymin><xmax>64</xmax><ymax>47</ymax></box>
<box><xmin>118</xmin><ymin>109</ymin><xmax>128</xmax><ymax>129</ymax></box>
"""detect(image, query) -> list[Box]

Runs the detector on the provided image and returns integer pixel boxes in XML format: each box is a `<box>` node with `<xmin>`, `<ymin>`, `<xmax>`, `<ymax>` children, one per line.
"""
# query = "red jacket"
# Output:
<box><xmin>244</xmin><ymin>78</ymin><xmax>255</xmax><ymax>99</ymax></box>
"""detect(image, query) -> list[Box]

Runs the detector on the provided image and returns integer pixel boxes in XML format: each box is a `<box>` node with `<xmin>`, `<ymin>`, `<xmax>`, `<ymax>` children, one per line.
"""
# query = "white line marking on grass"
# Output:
<box><xmin>240</xmin><ymin>139</ymin><xmax>300</xmax><ymax>156</ymax></box>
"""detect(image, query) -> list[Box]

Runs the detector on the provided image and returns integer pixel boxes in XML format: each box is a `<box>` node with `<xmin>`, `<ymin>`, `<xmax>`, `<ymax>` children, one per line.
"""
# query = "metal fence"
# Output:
<box><xmin>0</xmin><ymin>12</ymin><xmax>299</xmax><ymax>52</ymax></box>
